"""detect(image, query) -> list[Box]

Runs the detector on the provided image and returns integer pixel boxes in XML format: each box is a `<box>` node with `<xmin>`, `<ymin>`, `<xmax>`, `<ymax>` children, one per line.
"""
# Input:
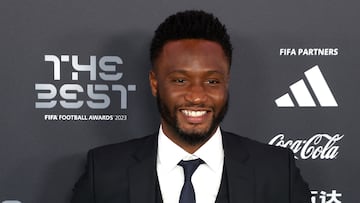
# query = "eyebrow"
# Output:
<box><xmin>167</xmin><ymin>70</ymin><xmax>226</xmax><ymax>75</ymax></box>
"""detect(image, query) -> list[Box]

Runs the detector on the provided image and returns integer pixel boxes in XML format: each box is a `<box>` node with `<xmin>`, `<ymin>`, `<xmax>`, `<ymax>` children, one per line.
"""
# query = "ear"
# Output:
<box><xmin>149</xmin><ymin>70</ymin><xmax>158</xmax><ymax>97</ymax></box>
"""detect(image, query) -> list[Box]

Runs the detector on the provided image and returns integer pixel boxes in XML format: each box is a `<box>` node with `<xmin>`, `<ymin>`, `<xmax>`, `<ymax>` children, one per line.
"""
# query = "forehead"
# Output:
<box><xmin>154</xmin><ymin>39</ymin><xmax>229</xmax><ymax>73</ymax></box>
<box><xmin>163</xmin><ymin>39</ymin><xmax>223</xmax><ymax>53</ymax></box>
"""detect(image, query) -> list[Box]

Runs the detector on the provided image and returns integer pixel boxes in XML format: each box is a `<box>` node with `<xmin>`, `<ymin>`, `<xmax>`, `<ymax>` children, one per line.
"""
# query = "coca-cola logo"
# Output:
<box><xmin>268</xmin><ymin>134</ymin><xmax>344</xmax><ymax>160</ymax></box>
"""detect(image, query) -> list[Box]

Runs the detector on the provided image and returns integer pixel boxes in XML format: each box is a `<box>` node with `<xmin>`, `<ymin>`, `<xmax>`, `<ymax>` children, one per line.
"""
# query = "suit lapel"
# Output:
<box><xmin>127</xmin><ymin>131</ymin><xmax>255</xmax><ymax>203</ymax></box>
<box><xmin>222</xmin><ymin>132</ymin><xmax>255</xmax><ymax>203</ymax></box>
<box><xmin>128</xmin><ymin>134</ymin><xmax>159</xmax><ymax>203</ymax></box>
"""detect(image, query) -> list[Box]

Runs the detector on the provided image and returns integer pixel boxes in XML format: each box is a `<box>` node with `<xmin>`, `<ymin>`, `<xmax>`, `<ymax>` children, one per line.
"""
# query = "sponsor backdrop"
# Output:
<box><xmin>0</xmin><ymin>0</ymin><xmax>358</xmax><ymax>202</ymax></box>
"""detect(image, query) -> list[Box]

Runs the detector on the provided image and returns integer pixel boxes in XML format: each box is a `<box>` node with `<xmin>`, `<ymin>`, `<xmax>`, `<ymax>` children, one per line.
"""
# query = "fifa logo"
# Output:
<box><xmin>35</xmin><ymin>55</ymin><xmax>136</xmax><ymax>109</ymax></box>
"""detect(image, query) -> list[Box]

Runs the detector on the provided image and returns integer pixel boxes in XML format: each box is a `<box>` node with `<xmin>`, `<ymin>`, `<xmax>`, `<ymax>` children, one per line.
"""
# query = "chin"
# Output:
<box><xmin>176</xmin><ymin>125</ymin><xmax>215</xmax><ymax>145</ymax></box>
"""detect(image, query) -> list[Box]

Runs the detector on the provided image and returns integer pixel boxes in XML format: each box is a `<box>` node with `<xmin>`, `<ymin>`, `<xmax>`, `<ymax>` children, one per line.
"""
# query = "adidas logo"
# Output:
<box><xmin>275</xmin><ymin>65</ymin><xmax>338</xmax><ymax>107</ymax></box>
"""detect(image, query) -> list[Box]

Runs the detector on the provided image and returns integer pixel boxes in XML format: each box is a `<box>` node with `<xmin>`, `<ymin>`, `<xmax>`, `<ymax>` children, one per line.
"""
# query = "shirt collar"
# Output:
<box><xmin>157</xmin><ymin>126</ymin><xmax>224</xmax><ymax>173</ymax></box>
<box><xmin>193</xmin><ymin>127</ymin><xmax>224</xmax><ymax>172</ymax></box>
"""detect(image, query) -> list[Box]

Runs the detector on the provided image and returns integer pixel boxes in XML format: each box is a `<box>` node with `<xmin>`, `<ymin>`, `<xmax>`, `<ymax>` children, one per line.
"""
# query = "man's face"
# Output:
<box><xmin>150</xmin><ymin>39</ymin><xmax>229</xmax><ymax>146</ymax></box>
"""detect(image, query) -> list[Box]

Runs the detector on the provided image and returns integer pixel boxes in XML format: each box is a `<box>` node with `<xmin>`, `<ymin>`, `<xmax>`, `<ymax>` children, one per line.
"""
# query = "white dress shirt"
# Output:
<box><xmin>156</xmin><ymin>126</ymin><xmax>224</xmax><ymax>203</ymax></box>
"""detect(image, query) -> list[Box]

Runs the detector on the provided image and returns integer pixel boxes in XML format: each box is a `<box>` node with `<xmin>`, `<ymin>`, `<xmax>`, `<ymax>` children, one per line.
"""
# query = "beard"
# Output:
<box><xmin>156</xmin><ymin>92</ymin><xmax>228</xmax><ymax>146</ymax></box>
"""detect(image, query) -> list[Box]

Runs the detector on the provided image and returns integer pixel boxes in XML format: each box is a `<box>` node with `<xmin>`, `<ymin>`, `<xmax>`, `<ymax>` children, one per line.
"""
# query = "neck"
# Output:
<box><xmin>173</xmin><ymin>139</ymin><xmax>206</xmax><ymax>154</ymax></box>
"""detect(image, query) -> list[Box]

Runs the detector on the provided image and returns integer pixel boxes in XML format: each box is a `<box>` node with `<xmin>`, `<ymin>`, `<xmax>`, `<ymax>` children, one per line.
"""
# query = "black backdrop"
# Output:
<box><xmin>1</xmin><ymin>0</ymin><xmax>358</xmax><ymax>202</ymax></box>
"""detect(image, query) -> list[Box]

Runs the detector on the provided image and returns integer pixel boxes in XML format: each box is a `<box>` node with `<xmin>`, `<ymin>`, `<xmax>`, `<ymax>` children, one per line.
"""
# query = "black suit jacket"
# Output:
<box><xmin>71</xmin><ymin>131</ymin><xmax>311</xmax><ymax>203</ymax></box>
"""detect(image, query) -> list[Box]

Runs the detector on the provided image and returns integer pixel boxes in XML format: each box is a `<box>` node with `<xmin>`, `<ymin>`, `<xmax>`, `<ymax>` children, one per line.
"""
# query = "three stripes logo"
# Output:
<box><xmin>275</xmin><ymin>65</ymin><xmax>338</xmax><ymax>107</ymax></box>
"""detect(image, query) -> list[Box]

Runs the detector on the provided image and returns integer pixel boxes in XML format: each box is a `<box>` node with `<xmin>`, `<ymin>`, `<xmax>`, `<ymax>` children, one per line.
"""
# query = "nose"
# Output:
<box><xmin>184</xmin><ymin>83</ymin><xmax>208</xmax><ymax>104</ymax></box>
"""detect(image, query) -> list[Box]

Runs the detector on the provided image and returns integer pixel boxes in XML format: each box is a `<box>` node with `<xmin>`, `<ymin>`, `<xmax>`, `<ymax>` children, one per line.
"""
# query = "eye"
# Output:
<box><xmin>206</xmin><ymin>79</ymin><xmax>220</xmax><ymax>85</ymax></box>
<box><xmin>172</xmin><ymin>78</ymin><xmax>187</xmax><ymax>85</ymax></box>
<box><xmin>175</xmin><ymin>79</ymin><xmax>185</xmax><ymax>83</ymax></box>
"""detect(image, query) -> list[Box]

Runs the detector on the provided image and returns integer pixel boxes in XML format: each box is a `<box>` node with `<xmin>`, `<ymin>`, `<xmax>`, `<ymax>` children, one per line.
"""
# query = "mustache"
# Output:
<box><xmin>175</xmin><ymin>103</ymin><xmax>213</xmax><ymax>110</ymax></box>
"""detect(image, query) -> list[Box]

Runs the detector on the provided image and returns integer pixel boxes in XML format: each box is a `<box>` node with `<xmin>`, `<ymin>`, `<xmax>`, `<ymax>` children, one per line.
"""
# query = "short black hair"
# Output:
<box><xmin>150</xmin><ymin>10</ymin><xmax>233</xmax><ymax>67</ymax></box>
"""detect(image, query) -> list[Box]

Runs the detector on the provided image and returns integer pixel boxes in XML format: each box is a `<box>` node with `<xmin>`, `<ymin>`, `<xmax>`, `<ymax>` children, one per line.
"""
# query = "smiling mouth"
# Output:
<box><xmin>181</xmin><ymin>110</ymin><xmax>207</xmax><ymax>117</ymax></box>
<box><xmin>180</xmin><ymin>109</ymin><xmax>211</xmax><ymax>124</ymax></box>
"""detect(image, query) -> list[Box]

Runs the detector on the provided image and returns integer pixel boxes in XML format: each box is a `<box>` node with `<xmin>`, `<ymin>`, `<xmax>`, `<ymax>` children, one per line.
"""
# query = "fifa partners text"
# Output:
<box><xmin>35</xmin><ymin>55</ymin><xmax>136</xmax><ymax>110</ymax></box>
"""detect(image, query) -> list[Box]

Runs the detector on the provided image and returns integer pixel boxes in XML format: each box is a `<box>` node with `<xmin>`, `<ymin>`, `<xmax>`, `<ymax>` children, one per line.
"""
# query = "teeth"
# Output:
<box><xmin>182</xmin><ymin>110</ymin><xmax>207</xmax><ymax>117</ymax></box>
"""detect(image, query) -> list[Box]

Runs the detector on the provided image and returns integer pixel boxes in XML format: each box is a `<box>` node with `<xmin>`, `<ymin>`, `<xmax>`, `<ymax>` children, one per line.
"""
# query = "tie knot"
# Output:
<box><xmin>178</xmin><ymin>159</ymin><xmax>204</xmax><ymax>180</ymax></box>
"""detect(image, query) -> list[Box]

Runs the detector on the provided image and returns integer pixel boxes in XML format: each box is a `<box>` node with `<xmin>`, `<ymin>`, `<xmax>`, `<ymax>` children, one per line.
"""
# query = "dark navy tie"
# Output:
<box><xmin>178</xmin><ymin>159</ymin><xmax>204</xmax><ymax>203</ymax></box>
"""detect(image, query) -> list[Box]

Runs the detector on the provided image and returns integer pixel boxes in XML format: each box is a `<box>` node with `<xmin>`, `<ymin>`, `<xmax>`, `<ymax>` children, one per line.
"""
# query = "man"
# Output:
<box><xmin>71</xmin><ymin>10</ymin><xmax>311</xmax><ymax>203</ymax></box>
